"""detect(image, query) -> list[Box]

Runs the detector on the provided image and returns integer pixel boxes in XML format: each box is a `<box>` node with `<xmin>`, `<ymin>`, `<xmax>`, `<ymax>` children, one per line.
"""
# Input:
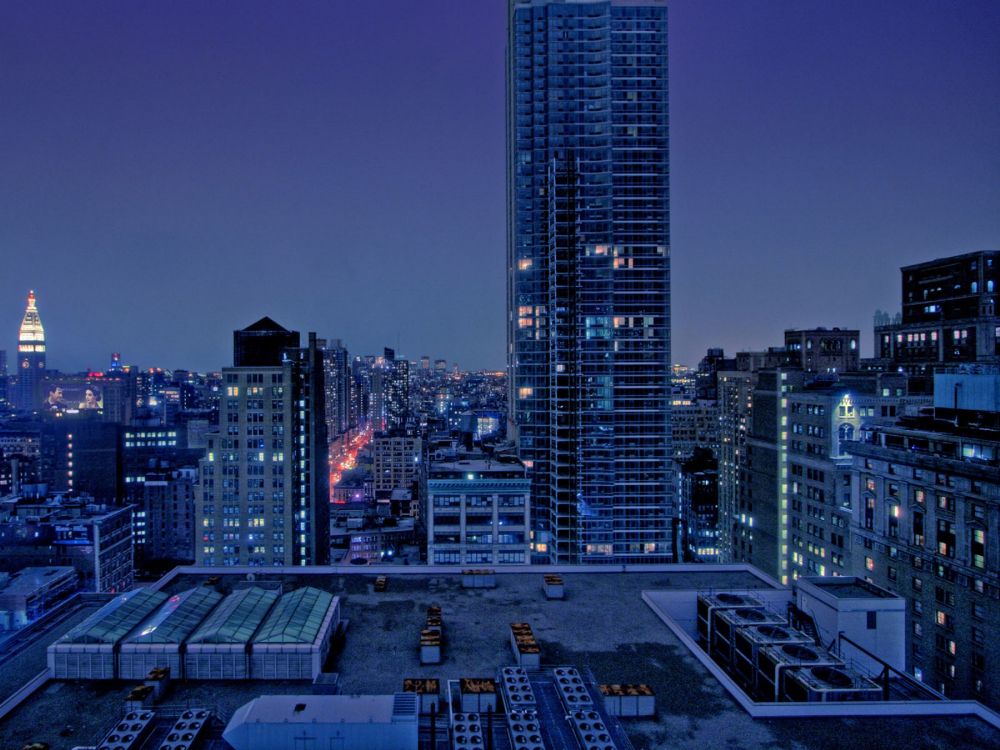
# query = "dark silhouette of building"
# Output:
<box><xmin>233</xmin><ymin>316</ymin><xmax>300</xmax><ymax>368</ymax></box>
<box><xmin>874</xmin><ymin>250</ymin><xmax>999</xmax><ymax>373</ymax></box>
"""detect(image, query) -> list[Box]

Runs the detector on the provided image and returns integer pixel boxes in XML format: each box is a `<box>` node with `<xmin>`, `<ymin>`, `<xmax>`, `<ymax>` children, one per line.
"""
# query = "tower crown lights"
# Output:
<box><xmin>18</xmin><ymin>289</ymin><xmax>45</xmax><ymax>348</ymax></box>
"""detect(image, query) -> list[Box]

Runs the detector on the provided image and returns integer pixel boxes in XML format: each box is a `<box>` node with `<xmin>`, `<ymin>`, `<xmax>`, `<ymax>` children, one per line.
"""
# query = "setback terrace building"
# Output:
<box><xmin>846</xmin><ymin>371</ymin><xmax>1000</xmax><ymax>708</ymax></box>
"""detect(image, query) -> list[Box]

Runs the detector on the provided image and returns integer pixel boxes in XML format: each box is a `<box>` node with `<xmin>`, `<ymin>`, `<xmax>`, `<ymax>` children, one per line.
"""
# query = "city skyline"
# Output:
<box><xmin>1</xmin><ymin>2</ymin><xmax>999</xmax><ymax>743</ymax></box>
<box><xmin>3</xmin><ymin>0</ymin><xmax>999</xmax><ymax>372</ymax></box>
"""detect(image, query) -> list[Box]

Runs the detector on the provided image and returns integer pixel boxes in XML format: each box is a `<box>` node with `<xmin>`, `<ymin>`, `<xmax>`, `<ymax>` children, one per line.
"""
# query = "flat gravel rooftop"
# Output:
<box><xmin>0</xmin><ymin>568</ymin><xmax>996</xmax><ymax>750</ymax></box>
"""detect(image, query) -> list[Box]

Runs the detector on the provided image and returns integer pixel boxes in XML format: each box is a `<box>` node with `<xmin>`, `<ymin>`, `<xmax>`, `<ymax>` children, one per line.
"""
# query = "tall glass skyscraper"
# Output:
<box><xmin>507</xmin><ymin>0</ymin><xmax>672</xmax><ymax>563</ymax></box>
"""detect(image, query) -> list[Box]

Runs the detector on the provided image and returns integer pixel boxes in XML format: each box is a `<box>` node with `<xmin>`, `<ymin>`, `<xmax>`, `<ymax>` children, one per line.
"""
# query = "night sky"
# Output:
<box><xmin>2</xmin><ymin>0</ymin><xmax>998</xmax><ymax>373</ymax></box>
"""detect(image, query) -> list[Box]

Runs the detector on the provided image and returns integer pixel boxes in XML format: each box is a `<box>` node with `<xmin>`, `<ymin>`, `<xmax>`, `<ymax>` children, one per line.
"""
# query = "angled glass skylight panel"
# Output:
<box><xmin>124</xmin><ymin>587</ymin><xmax>224</xmax><ymax>645</ymax></box>
<box><xmin>187</xmin><ymin>586</ymin><xmax>279</xmax><ymax>644</ymax></box>
<box><xmin>253</xmin><ymin>587</ymin><xmax>334</xmax><ymax>644</ymax></box>
<box><xmin>60</xmin><ymin>588</ymin><xmax>168</xmax><ymax>645</ymax></box>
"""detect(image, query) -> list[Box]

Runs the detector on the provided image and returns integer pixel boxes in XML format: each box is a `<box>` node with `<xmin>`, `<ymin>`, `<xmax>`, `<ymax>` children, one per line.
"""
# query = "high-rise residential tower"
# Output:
<box><xmin>13</xmin><ymin>290</ymin><xmax>46</xmax><ymax>411</ymax></box>
<box><xmin>372</xmin><ymin>348</ymin><xmax>409</xmax><ymax>434</ymax></box>
<box><xmin>322</xmin><ymin>339</ymin><xmax>353</xmax><ymax>439</ymax></box>
<box><xmin>197</xmin><ymin>318</ymin><xmax>329</xmax><ymax>567</ymax></box>
<box><xmin>507</xmin><ymin>0</ymin><xmax>672</xmax><ymax>563</ymax></box>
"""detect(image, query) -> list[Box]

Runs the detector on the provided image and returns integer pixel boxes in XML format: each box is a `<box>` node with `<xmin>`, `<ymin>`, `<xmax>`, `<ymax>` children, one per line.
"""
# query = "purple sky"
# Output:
<box><xmin>2</xmin><ymin>0</ymin><xmax>998</xmax><ymax>373</ymax></box>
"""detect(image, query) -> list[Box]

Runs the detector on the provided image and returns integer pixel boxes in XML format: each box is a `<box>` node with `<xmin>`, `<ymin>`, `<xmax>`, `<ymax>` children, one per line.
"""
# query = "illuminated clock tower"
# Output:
<box><xmin>13</xmin><ymin>290</ymin><xmax>46</xmax><ymax>410</ymax></box>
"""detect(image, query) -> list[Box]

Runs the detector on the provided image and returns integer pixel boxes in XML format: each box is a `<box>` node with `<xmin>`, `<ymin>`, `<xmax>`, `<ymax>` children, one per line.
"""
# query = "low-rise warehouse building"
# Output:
<box><xmin>45</xmin><ymin>582</ymin><xmax>340</xmax><ymax>684</ymax></box>
<box><xmin>48</xmin><ymin>587</ymin><xmax>168</xmax><ymax>679</ymax></box>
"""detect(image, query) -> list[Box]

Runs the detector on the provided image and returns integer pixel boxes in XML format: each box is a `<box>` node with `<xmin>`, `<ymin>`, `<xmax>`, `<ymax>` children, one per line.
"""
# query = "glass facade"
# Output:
<box><xmin>507</xmin><ymin>0</ymin><xmax>672</xmax><ymax>563</ymax></box>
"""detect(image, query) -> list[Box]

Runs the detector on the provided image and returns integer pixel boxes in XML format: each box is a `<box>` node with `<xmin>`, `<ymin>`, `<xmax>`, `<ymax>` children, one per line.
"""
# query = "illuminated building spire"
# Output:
<box><xmin>13</xmin><ymin>290</ymin><xmax>46</xmax><ymax>410</ymax></box>
<box><xmin>19</xmin><ymin>290</ymin><xmax>45</xmax><ymax>349</ymax></box>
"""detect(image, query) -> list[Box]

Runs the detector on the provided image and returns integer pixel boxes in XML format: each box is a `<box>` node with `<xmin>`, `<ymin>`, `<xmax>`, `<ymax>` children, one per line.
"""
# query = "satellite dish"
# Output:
<box><xmin>246</xmin><ymin>573</ymin><xmax>256</xmax><ymax>582</ymax></box>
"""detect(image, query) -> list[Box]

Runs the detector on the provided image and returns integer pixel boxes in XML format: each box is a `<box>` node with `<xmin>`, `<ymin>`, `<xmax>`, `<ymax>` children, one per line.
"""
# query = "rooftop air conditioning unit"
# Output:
<box><xmin>782</xmin><ymin>665</ymin><xmax>883</xmax><ymax>703</ymax></box>
<box><xmin>554</xmin><ymin>667</ymin><xmax>593</xmax><ymax>710</ymax></box>
<box><xmin>696</xmin><ymin>592</ymin><xmax>763</xmax><ymax>648</ymax></box>
<box><xmin>507</xmin><ymin>708</ymin><xmax>546</xmax><ymax>750</ymax></box>
<box><xmin>710</xmin><ymin>607</ymin><xmax>785</xmax><ymax>667</ymax></box>
<box><xmin>452</xmin><ymin>716</ymin><xmax>486</xmax><ymax>750</ymax></box>
<box><xmin>733</xmin><ymin>624</ymin><xmax>814</xmax><ymax>690</ymax></box>
<box><xmin>501</xmin><ymin>666</ymin><xmax>537</xmax><ymax>708</ymax></box>
<box><xmin>568</xmin><ymin>709</ymin><xmax>618</xmax><ymax>750</ymax></box>
<box><xmin>756</xmin><ymin>643</ymin><xmax>843</xmax><ymax>702</ymax></box>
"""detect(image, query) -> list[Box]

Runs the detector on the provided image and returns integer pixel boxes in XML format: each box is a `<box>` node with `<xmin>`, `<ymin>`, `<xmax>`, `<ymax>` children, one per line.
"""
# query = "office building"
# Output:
<box><xmin>0</xmin><ymin>349</ymin><xmax>7</xmax><ymax>407</ymax></box>
<box><xmin>0</xmin><ymin>494</ymin><xmax>133</xmax><ymax>593</ymax></box>
<box><xmin>371</xmin><ymin>433</ymin><xmax>424</xmax><ymax>511</ymax></box>
<box><xmin>507</xmin><ymin>0</ymin><xmax>672</xmax><ymax>563</ymax></box>
<box><xmin>0</xmin><ymin>566</ymin><xmax>78</xmax><ymax>632</ymax></box>
<box><xmin>717</xmin><ymin>369</ymin><xmax>754</xmax><ymax>566</ymax></box>
<box><xmin>13</xmin><ymin>290</ymin><xmax>46</xmax><ymax>411</ymax></box>
<box><xmin>426</xmin><ymin>455</ymin><xmax>530</xmax><ymax>565</ymax></box>
<box><xmin>197</xmin><ymin>318</ymin><xmax>329</xmax><ymax>567</ymax></box>
<box><xmin>671</xmin><ymin>399</ymin><xmax>720</xmax><ymax>464</ymax></box>
<box><xmin>783</xmin><ymin>373</ymin><xmax>926</xmax><ymax>582</ymax></box>
<box><xmin>695</xmin><ymin>348</ymin><xmax>736</xmax><ymax>401</ymax></box>
<box><xmin>99</xmin><ymin>369</ymin><xmax>138</xmax><ymax>425</ymax></box>
<box><xmin>846</xmin><ymin>370</ymin><xmax>1000</xmax><ymax>707</ymax></box>
<box><xmin>351</xmin><ymin>355</ymin><xmax>375</xmax><ymax>430</ymax></box>
<box><xmin>874</xmin><ymin>250</ymin><xmax>1000</xmax><ymax>373</ymax></box>
<box><xmin>233</xmin><ymin>316</ymin><xmax>300</xmax><ymax>367</ymax></box>
<box><xmin>57</xmin><ymin>420</ymin><xmax>123</xmax><ymax>502</ymax></box>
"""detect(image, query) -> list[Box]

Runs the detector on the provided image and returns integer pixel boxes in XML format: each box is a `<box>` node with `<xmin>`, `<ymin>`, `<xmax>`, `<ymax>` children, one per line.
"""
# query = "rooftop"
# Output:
<box><xmin>240</xmin><ymin>316</ymin><xmax>290</xmax><ymax>333</ymax></box>
<box><xmin>0</xmin><ymin>566</ymin><xmax>76</xmax><ymax>596</ymax></box>
<box><xmin>2</xmin><ymin>566</ymin><xmax>998</xmax><ymax>750</ymax></box>
<box><xmin>902</xmin><ymin>249</ymin><xmax>999</xmax><ymax>271</ymax></box>
<box><xmin>805</xmin><ymin>577</ymin><xmax>896</xmax><ymax>600</ymax></box>
<box><xmin>429</xmin><ymin>457</ymin><xmax>527</xmax><ymax>477</ymax></box>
